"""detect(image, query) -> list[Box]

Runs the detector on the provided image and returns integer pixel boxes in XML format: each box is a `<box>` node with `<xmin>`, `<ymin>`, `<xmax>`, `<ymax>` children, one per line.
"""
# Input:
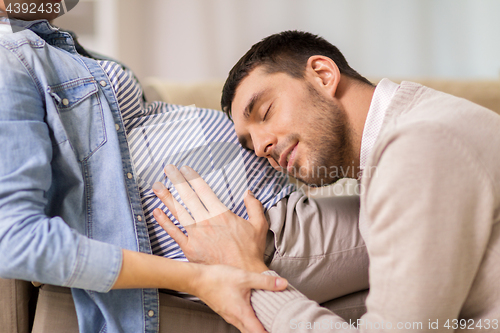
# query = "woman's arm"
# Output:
<box><xmin>113</xmin><ymin>249</ymin><xmax>287</xmax><ymax>333</ymax></box>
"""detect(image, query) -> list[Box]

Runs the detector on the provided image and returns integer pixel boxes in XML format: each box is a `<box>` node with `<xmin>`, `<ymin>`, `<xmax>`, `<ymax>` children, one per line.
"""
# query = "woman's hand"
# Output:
<box><xmin>152</xmin><ymin>164</ymin><xmax>269</xmax><ymax>273</ymax></box>
<box><xmin>151</xmin><ymin>165</ymin><xmax>288</xmax><ymax>332</ymax></box>
<box><xmin>112</xmin><ymin>250</ymin><xmax>287</xmax><ymax>333</ymax></box>
<box><xmin>189</xmin><ymin>264</ymin><xmax>287</xmax><ymax>333</ymax></box>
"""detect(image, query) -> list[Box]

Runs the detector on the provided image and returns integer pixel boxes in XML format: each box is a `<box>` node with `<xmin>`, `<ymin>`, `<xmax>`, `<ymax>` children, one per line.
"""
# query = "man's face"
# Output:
<box><xmin>232</xmin><ymin>66</ymin><xmax>354</xmax><ymax>187</ymax></box>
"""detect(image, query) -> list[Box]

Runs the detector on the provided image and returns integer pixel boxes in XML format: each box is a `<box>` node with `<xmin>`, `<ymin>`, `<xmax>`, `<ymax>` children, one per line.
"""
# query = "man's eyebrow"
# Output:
<box><xmin>243</xmin><ymin>89</ymin><xmax>269</xmax><ymax>119</ymax></box>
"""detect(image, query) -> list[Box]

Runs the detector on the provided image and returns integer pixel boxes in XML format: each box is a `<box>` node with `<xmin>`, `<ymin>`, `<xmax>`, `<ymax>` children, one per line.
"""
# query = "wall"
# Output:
<box><xmin>55</xmin><ymin>0</ymin><xmax>500</xmax><ymax>82</ymax></box>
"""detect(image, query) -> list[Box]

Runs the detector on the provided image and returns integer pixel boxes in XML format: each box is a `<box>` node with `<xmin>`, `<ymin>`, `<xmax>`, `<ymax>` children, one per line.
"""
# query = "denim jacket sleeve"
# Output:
<box><xmin>0</xmin><ymin>36</ymin><xmax>122</xmax><ymax>293</ymax></box>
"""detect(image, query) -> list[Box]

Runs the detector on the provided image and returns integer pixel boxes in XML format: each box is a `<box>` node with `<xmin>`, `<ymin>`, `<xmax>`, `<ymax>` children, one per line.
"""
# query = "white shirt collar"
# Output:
<box><xmin>0</xmin><ymin>23</ymin><xmax>12</xmax><ymax>36</ymax></box>
<box><xmin>359</xmin><ymin>78</ymin><xmax>400</xmax><ymax>173</ymax></box>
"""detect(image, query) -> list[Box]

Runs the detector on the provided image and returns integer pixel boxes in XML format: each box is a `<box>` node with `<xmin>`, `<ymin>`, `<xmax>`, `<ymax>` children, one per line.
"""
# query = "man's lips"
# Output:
<box><xmin>279</xmin><ymin>143</ymin><xmax>298</xmax><ymax>172</ymax></box>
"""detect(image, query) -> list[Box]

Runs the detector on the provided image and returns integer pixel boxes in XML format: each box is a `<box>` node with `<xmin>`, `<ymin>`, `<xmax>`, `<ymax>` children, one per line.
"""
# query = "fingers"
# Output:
<box><xmin>244</xmin><ymin>190</ymin><xmax>268</xmax><ymax>232</ymax></box>
<box><xmin>152</xmin><ymin>181</ymin><xmax>196</xmax><ymax>226</ymax></box>
<box><xmin>230</xmin><ymin>273</ymin><xmax>287</xmax><ymax>333</ymax></box>
<box><xmin>152</xmin><ymin>208</ymin><xmax>188</xmax><ymax>248</ymax></box>
<box><xmin>179</xmin><ymin>166</ymin><xmax>229</xmax><ymax>216</ymax></box>
<box><xmin>239</xmin><ymin>307</ymin><xmax>267</xmax><ymax>333</ymax></box>
<box><xmin>218</xmin><ymin>303</ymin><xmax>266</xmax><ymax>333</ymax></box>
<box><xmin>249</xmin><ymin>273</ymin><xmax>288</xmax><ymax>292</ymax></box>
<box><xmin>164</xmin><ymin>165</ymin><xmax>211</xmax><ymax>222</ymax></box>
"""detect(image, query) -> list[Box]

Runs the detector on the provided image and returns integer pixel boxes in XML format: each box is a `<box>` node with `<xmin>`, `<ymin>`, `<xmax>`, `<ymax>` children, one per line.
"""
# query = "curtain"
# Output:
<box><xmin>113</xmin><ymin>0</ymin><xmax>500</xmax><ymax>82</ymax></box>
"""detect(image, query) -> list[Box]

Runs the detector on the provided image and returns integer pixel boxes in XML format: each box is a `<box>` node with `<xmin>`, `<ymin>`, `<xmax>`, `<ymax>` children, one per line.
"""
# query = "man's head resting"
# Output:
<box><xmin>221</xmin><ymin>30</ymin><xmax>371</xmax><ymax>118</ymax></box>
<box><xmin>222</xmin><ymin>30</ymin><xmax>374</xmax><ymax>187</ymax></box>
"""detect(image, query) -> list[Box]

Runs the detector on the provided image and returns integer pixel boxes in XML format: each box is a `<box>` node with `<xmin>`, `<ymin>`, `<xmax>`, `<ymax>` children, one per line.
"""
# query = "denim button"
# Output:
<box><xmin>147</xmin><ymin>310</ymin><xmax>154</xmax><ymax>317</ymax></box>
<box><xmin>137</xmin><ymin>215</ymin><xmax>142</xmax><ymax>222</ymax></box>
<box><xmin>62</xmin><ymin>98</ymin><xmax>69</xmax><ymax>106</ymax></box>
<box><xmin>99</xmin><ymin>80</ymin><xmax>107</xmax><ymax>87</ymax></box>
<box><xmin>115</xmin><ymin>123</ymin><xmax>120</xmax><ymax>131</ymax></box>
<box><xmin>127</xmin><ymin>173</ymin><xmax>133</xmax><ymax>179</ymax></box>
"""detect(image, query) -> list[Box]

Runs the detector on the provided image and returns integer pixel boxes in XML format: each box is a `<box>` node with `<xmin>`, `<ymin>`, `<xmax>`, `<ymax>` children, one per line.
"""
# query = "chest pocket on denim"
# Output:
<box><xmin>48</xmin><ymin>77</ymin><xmax>106</xmax><ymax>162</ymax></box>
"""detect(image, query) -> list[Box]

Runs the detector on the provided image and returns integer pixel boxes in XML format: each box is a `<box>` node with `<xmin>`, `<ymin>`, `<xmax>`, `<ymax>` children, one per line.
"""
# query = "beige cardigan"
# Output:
<box><xmin>251</xmin><ymin>81</ymin><xmax>500</xmax><ymax>332</ymax></box>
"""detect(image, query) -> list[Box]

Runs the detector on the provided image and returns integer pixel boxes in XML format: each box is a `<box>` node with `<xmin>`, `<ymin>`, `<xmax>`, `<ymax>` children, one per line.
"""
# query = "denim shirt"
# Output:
<box><xmin>0</xmin><ymin>19</ymin><xmax>159</xmax><ymax>332</ymax></box>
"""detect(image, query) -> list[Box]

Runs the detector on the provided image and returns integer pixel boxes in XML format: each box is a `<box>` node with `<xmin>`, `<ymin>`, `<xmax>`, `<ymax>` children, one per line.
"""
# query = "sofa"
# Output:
<box><xmin>1</xmin><ymin>78</ymin><xmax>499</xmax><ymax>332</ymax></box>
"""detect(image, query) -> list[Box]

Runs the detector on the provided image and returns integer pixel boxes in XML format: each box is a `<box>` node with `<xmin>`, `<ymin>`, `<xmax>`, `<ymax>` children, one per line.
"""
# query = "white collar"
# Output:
<box><xmin>359</xmin><ymin>78</ymin><xmax>400</xmax><ymax>173</ymax></box>
<box><xmin>0</xmin><ymin>23</ymin><xmax>12</xmax><ymax>36</ymax></box>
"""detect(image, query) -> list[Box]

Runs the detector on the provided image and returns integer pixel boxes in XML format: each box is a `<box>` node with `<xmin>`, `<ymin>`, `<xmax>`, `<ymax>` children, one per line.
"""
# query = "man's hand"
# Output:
<box><xmin>152</xmin><ymin>164</ymin><xmax>268</xmax><ymax>273</ymax></box>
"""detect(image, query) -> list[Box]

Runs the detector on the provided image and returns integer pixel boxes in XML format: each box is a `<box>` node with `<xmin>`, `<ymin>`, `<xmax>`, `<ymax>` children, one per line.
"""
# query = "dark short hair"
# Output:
<box><xmin>221</xmin><ymin>30</ymin><xmax>373</xmax><ymax>118</ymax></box>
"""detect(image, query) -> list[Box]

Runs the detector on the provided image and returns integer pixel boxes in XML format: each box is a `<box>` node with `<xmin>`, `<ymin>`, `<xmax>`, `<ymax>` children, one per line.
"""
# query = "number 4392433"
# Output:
<box><xmin>6</xmin><ymin>2</ymin><xmax>61</xmax><ymax>14</ymax></box>
<box><xmin>443</xmin><ymin>319</ymin><xmax>498</xmax><ymax>330</ymax></box>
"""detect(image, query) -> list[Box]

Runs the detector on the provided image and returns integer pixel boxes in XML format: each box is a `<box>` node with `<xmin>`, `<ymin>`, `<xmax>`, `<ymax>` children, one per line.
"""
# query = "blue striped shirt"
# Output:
<box><xmin>98</xmin><ymin>60</ymin><xmax>296</xmax><ymax>260</ymax></box>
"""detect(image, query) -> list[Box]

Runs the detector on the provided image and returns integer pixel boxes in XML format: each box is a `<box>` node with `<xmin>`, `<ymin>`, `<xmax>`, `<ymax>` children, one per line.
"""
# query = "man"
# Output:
<box><xmin>0</xmin><ymin>5</ymin><xmax>369</xmax><ymax>332</ymax></box>
<box><xmin>153</xmin><ymin>30</ymin><xmax>500</xmax><ymax>332</ymax></box>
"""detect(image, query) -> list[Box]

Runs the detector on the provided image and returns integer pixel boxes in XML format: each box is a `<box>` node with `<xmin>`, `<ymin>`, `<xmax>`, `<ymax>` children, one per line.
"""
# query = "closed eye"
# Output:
<box><xmin>263</xmin><ymin>103</ymin><xmax>273</xmax><ymax>121</ymax></box>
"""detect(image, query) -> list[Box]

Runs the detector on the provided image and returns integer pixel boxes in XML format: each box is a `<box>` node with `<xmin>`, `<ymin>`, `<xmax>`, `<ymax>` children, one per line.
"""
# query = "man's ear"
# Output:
<box><xmin>306</xmin><ymin>56</ymin><xmax>341</xmax><ymax>97</ymax></box>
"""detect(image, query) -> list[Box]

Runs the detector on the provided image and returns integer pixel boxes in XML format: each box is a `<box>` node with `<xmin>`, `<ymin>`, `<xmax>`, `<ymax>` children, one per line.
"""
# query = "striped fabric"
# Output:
<box><xmin>98</xmin><ymin>60</ymin><xmax>296</xmax><ymax>260</ymax></box>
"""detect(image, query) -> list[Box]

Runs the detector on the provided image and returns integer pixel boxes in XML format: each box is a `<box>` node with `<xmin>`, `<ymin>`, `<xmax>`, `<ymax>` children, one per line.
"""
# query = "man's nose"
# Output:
<box><xmin>253</xmin><ymin>132</ymin><xmax>276</xmax><ymax>158</ymax></box>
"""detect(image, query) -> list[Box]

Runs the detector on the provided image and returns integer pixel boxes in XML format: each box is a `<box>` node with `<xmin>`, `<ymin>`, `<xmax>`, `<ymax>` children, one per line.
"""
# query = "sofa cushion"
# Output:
<box><xmin>0</xmin><ymin>278</ymin><xmax>34</xmax><ymax>333</ymax></box>
<box><xmin>144</xmin><ymin>78</ymin><xmax>225</xmax><ymax>111</ymax></box>
<box><xmin>144</xmin><ymin>78</ymin><xmax>500</xmax><ymax>115</ymax></box>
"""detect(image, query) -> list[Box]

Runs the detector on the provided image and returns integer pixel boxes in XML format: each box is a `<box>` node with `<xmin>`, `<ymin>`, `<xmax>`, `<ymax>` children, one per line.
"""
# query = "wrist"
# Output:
<box><xmin>183</xmin><ymin>263</ymin><xmax>204</xmax><ymax>295</ymax></box>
